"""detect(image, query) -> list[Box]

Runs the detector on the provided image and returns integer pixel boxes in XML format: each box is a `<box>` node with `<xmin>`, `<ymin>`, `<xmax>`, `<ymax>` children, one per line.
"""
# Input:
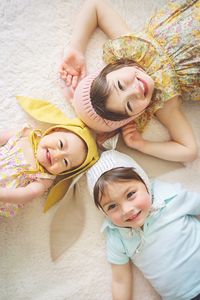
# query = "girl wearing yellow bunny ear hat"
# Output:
<box><xmin>0</xmin><ymin>96</ymin><xmax>99</xmax><ymax>218</ymax></box>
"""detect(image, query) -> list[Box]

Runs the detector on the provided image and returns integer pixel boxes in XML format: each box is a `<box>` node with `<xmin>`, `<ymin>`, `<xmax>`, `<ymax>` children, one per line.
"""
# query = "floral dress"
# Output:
<box><xmin>103</xmin><ymin>0</ymin><xmax>200</xmax><ymax>131</ymax></box>
<box><xmin>0</xmin><ymin>128</ymin><xmax>55</xmax><ymax>218</ymax></box>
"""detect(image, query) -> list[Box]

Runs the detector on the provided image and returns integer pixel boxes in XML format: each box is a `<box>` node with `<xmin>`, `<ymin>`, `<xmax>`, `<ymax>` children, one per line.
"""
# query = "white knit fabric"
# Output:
<box><xmin>87</xmin><ymin>150</ymin><xmax>151</xmax><ymax>196</ymax></box>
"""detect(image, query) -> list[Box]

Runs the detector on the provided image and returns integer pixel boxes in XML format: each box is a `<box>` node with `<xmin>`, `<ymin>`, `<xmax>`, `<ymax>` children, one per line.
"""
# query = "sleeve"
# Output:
<box><xmin>105</xmin><ymin>230</ymin><xmax>129</xmax><ymax>265</ymax></box>
<box><xmin>102</xmin><ymin>34</ymin><xmax>157</xmax><ymax>69</ymax></box>
<box><xmin>167</xmin><ymin>183</ymin><xmax>200</xmax><ymax>216</ymax></box>
<box><xmin>180</xmin><ymin>188</ymin><xmax>200</xmax><ymax>216</ymax></box>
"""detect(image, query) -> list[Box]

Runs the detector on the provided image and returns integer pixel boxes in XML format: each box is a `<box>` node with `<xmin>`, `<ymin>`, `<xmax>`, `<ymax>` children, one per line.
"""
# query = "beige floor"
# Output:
<box><xmin>0</xmin><ymin>0</ymin><xmax>199</xmax><ymax>299</ymax></box>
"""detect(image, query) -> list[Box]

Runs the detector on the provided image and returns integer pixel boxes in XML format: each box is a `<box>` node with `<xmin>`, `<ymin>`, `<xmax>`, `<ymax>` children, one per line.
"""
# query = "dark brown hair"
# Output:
<box><xmin>93</xmin><ymin>167</ymin><xmax>146</xmax><ymax>210</ymax></box>
<box><xmin>90</xmin><ymin>59</ymin><xmax>144</xmax><ymax>121</ymax></box>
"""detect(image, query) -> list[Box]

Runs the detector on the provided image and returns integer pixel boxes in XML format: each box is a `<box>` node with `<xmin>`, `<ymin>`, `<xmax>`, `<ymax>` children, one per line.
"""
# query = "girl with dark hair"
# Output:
<box><xmin>60</xmin><ymin>0</ymin><xmax>199</xmax><ymax>163</ymax></box>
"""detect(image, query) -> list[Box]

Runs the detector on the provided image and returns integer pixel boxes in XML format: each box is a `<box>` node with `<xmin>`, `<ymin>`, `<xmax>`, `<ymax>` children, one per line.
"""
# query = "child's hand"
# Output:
<box><xmin>59</xmin><ymin>48</ymin><xmax>86</xmax><ymax>90</ymax></box>
<box><xmin>121</xmin><ymin>122</ymin><xmax>145</xmax><ymax>151</ymax></box>
<box><xmin>38</xmin><ymin>178</ymin><xmax>53</xmax><ymax>192</ymax></box>
<box><xmin>0</xmin><ymin>179</ymin><xmax>54</xmax><ymax>205</ymax></box>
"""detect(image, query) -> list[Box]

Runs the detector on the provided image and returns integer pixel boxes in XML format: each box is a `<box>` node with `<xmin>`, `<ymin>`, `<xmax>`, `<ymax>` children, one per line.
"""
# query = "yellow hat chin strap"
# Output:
<box><xmin>17</xmin><ymin>95</ymin><xmax>99</xmax><ymax>261</ymax></box>
<box><xmin>17</xmin><ymin>95</ymin><xmax>99</xmax><ymax>212</ymax></box>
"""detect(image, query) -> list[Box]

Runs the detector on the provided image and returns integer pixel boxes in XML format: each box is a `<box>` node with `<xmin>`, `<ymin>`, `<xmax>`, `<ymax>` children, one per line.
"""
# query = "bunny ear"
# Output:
<box><xmin>16</xmin><ymin>96</ymin><xmax>81</xmax><ymax>126</ymax></box>
<box><xmin>43</xmin><ymin>177</ymin><xmax>73</xmax><ymax>212</ymax></box>
<box><xmin>50</xmin><ymin>174</ymin><xmax>85</xmax><ymax>261</ymax></box>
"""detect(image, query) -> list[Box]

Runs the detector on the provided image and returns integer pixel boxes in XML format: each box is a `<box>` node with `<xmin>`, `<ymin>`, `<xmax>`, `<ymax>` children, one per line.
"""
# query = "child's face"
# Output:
<box><xmin>100</xmin><ymin>179</ymin><xmax>151</xmax><ymax>229</ymax></box>
<box><xmin>106</xmin><ymin>66</ymin><xmax>154</xmax><ymax>118</ymax></box>
<box><xmin>37</xmin><ymin>130</ymin><xmax>86</xmax><ymax>175</ymax></box>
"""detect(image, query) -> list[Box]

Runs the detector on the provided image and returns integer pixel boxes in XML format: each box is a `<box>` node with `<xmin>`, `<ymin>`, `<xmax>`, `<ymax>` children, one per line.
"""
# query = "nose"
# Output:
<box><xmin>121</xmin><ymin>201</ymin><xmax>134</xmax><ymax>216</ymax></box>
<box><xmin>53</xmin><ymin>150</ymin><xmax>65</xmax><ymax>162</ymax></box>
<box><xmin>126</xmin><ymin>77</ymin><xmax>145</xmax><ymax>101</ymax></box>
<box><xmin>125</xmin><ymin>70</ymin><xmax>137</xmax><ymax>87</ymax></box>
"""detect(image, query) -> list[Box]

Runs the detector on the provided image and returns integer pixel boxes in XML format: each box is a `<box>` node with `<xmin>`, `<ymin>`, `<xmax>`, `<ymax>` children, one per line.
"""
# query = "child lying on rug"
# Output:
<box><xmin>0</xmin><ymin>96</ymin><xmax>98</xmax><ymax>217</ymax></box>
<box><xmin>87</xmin><ymin>150</ymin><xmax>200</xmax><ymax>300</ymax></box>
<box><xmin>60</xmin><ymin>0</ymin><xmax>199</xmax><ymax>163</ymax></box>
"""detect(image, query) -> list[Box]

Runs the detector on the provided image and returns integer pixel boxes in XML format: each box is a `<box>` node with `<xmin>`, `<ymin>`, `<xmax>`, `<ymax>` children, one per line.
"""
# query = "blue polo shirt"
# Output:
<box><xmin>101</xmin><ymin>180</ymin><xmax>200</xmax><ymax>300</ymax></box>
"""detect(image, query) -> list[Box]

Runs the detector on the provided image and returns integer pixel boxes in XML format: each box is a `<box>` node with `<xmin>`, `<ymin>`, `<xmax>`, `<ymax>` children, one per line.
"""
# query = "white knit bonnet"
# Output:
<box><xmin>87</xmin><ymin>150</ymin><xmax>151</xmax><ymax>197</ymax></box>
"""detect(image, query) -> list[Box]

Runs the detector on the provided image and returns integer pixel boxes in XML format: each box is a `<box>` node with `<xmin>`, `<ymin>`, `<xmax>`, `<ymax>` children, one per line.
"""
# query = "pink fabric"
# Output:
<box><xmin>73</xmin><ymin>72</ymin><xmax>134</xmax><ymax>133</ymax></box>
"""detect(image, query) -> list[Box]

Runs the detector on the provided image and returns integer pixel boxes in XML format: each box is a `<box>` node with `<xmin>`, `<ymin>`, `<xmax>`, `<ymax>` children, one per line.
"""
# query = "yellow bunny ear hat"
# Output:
<box><xmin>17</xmin><ymin>96</ymin><xmax>99</xmax><ymax>212</ymax></box>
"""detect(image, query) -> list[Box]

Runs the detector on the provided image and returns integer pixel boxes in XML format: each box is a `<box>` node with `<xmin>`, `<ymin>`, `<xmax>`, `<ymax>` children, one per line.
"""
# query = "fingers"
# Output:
<box><xmin>122</xmin><ymin>126</ymin><xmax>135</xmax><ymax>135</ymax></box>
<box><xmin>59</xmin><ymin>64</ymin><xmax>86</xmax><ymax>90</ymax></box>
<box><xmin>65</xmin><ymin>74</ymin><xmax>72</xmax><ymax>86</ymax></box>
<box><xmin>123</xmin><ymin>121</ymin><xmax>137</xmax><ymax>130</ymax></box>
<box><xmin>71</xmin><ymin>75</ymin><xmax>79</xmax><ymax>90</ymax></box>
<box><xmin>59</xmin><ymin>69</ymin><xmax>67</xmax><ymax>80</ymax></box>
<box><xmin>59</xmin><ymin>63</ymin><xmax>79</xmax><ymax>80</ymax></box>
<box><xmin>80</xmin><ymin>65</ymin><xmax>86</xmax><ymax>79</ymax></box>
<box><xmin>61</xmin><ymin>62</ymin><xmax>79</xmax><ymax>75</ymax></box>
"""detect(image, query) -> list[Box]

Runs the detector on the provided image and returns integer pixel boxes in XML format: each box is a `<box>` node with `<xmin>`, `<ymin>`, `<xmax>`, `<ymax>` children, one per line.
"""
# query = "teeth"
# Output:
<box><xmin>127</xmin><ymin>211</ymin><xmax>140</xmax><ymax>221</ymax></box>
<box><xmin>139</xmin><ymin>80</ymin><xmax>144</xmax><ymax>92</ymax></box>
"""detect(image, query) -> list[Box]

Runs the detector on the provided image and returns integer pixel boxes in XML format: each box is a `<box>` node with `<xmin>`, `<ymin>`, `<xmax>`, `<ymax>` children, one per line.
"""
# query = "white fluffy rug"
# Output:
<box><xmin>0</xmin><ymin>0</ymin><xmax>199</xmax><ymax>299</ymax></box>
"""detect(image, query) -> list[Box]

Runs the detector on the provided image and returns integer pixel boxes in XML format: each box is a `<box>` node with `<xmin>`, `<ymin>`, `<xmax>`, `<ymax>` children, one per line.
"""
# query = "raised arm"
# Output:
<box><xmin>0</xmin><ymin>180</ymin><xmax>53</xmax><ymax>205</ymax></box>
<box><xmin>122</xmin><ymin>96</ymin><xmax>198</xmax><ymax>162</ymax></box>
<box><xmin>70</xmin><ymin>0</ymin><xmax>130</xmax><ymax>52</ymax></box>
<box><xmin>60</xmin><ymin>0</ymin><xmax>130</xmax><ymax>89</ymax></box>
<box><xmin>111</xmin><ymin>262</ymin><xmax>133</xmax><ymax>300</ymax></box>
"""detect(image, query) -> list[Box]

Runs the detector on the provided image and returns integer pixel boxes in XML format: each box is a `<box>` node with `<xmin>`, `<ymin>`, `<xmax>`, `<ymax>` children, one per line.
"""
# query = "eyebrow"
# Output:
<box><xmin>101</xmin><ymin>186</ymin><xmax>131</xmax><ymax>208</ymax></box>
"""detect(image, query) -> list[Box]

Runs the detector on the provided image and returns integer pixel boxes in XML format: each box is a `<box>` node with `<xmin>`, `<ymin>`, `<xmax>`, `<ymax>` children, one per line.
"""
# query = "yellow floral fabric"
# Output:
<box><xmin>103</xmin><ymin>0</ymin><xmax>200</xmax><ymax>131</ymax></box>
<box><xmin>0</xmin><ymin>128</ymin><xmax>54</xmax><ymax>218</ymax></box>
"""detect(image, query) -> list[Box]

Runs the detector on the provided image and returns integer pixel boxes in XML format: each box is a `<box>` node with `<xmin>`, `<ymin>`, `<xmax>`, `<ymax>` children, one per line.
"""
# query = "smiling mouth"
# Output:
<box><xmin>126</xmin><ymin>211</ymin><xmax>141</xmax><ymax>222</ymax></box>
<box><xmin>46</xmin><ymin>149</ymin><xmax>52</xmax><ymax>165</ymax></box>
<box><xmin>138</xmin><ymin>78</ymin><xmax>148</xmax><ymax>97</ymax></box>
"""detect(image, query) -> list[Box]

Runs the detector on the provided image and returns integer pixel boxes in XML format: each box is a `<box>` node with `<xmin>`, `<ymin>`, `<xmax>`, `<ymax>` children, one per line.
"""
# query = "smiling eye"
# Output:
<box><xmin>127</xmin><ymin>101</ymin><xmax>132</xmax><ymax>112</ymax></box>
<box><xmin>59</xmin><ymin>140</ymin><xmax>63</xmax><ymax>149</ymax></box>
<box><xmin>107</xmin><ymin>203</ymin><xmax>117</xmax><ymax>211</ymax></box>
<box><xmin>127</xmin><ymin>191</ymin><xmax>136</xmax><ymax>199</ymax></box>
<box><xmin>118</xmin><ymin>80</ymin><xmax>124</xmax><ymax>90</ymax></box>
<box><xmin>63</xmin><ymin>158</ymin><xmax>68</xmax><ymax>167</ymax></box>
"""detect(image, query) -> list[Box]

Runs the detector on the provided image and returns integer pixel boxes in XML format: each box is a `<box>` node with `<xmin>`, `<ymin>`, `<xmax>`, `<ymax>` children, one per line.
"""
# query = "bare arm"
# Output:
<box><xmin>111</xmin><ymin>262</ymin><xmax>133</xmax><ymax>300</ymax></box>
<box><xmin>152</xmin><ymin>96</ymin><xmax>197</xmax><ymax>161</ymax></box>
<box><xmin>0</xmin><ymin>180</ymin><xmax>53</xmax><ymax>205</ymax></box>
<box><xmin>60</xmin><ymin>0</ymin><xmax>130</xmax><ymax>88</ymax></box>
<box><xmin>70</xmin><ymin>0</ymin><xmax>130</xmax><ymax>53</ymax></box>
<box><xmin>122</xmin><ymin>97</ymin><xmax>198</xmax><ymax>162</ymax></box>
<box><xmin>0</xmin><ymin>127</ymin><xmax>32</xmax><ymax>147</ymax></box>
<box><xmin>0</xmin><ymin>130</ymin><xmax>16</xmax><ymax>146</ymax></box>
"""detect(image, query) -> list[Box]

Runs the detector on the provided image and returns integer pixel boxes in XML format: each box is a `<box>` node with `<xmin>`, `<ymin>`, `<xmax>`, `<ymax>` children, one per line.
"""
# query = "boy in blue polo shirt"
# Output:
<box><xmin>87</xmin><ymin>150</ymin><xmax>200</xmax><ymax>300</ymax></box>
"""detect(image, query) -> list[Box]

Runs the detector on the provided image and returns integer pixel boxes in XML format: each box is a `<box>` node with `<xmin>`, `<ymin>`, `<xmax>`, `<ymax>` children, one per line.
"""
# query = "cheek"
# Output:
<box><xmin>108</xmin><ymin>211</ymin><xmax>121</xmax><ymax>223</ymax></box>
<box><xmin>138</xmin><ymin>195</ymin><xmax>151</xmax><ymax>211</ymax></box>
<box><xmin>50</xmin><ymin>162</ymin><xmax>63</xmax><ymax>175</ymax></box>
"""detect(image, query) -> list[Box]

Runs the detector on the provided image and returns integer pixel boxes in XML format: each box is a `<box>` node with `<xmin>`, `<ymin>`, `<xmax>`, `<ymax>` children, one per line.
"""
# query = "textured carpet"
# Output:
<box><xmin>0</xmin><ymin>0</ymin><xmax>199</xmax><ymax>299</ymax></box>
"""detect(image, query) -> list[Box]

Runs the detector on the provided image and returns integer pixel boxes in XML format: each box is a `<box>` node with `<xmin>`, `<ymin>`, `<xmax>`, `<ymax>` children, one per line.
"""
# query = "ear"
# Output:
<box><xmin>44</xmin><ymin>177</ymin><xmax>73</xmax><ymax>212</ymax></box>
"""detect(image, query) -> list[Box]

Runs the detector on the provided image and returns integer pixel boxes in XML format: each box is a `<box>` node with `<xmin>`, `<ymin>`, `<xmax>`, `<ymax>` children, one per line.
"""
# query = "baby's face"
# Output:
<box><xmin>106</xmin><ymin>66</ymin><xmax>154</xmax><ymax>118</ymax></box>
<box><xmin>100</xmin><ymin>179</ymin><xmax>151</xmax><ymax>229</ymax></box>
<box><xmin>37</xmin><ymin>130</ymin><xmax>86</xmax><ymax>175</ymax></box>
